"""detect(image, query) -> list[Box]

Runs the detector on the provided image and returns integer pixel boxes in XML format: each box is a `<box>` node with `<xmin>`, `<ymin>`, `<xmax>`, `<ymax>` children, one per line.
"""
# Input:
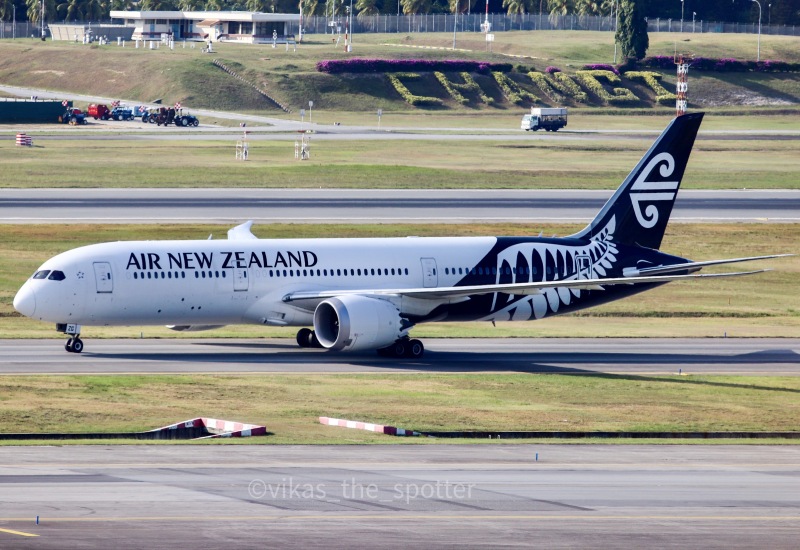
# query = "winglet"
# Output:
<box><xmin>228</xmin><ymin>220</ymin><xmax>258</xmax><ymax>240</ymax></box>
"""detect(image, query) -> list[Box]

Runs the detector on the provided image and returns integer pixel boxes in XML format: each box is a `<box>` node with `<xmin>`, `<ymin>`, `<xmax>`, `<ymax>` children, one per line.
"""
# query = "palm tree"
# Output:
<box><xmin>401</xmin><ymin>0</ymin><xmax>431</xmax><ymax>15</ymax></box>
<box><xmin>503</xmin><ymin>0</ymin><xmax>531</xmax><ymax>17</ymax></box>
<box><xmin>356</xmin><ymin>0</ymin><xmax>378</xmax><ymax>17</ymax></box>
<box><xmin>26</xmin><ymin>0</ymin><xmax>57</xmax><ymax>25</ymax></box>
<box><xmin>575</xmin><ymin>0</ymin><xmax>602</xmax><ymax>15</ymax></box>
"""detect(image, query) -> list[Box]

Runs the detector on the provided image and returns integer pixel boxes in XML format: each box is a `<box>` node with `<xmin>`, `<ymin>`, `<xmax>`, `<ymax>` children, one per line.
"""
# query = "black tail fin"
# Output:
<box><xmin>571</xmin><ymin>112</ymin><xmax>704</xmax><ymax>250</ymax></box>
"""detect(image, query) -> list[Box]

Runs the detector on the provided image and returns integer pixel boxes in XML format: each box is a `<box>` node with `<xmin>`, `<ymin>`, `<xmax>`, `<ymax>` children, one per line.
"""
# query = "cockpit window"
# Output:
<box><xmin>47</xmin><ymin>270</ymin><xmax>66</xmax><ymax>281</ymax></box>
<box><xmin>33</xmin><ymin>270</ymin><xmax>51</xmax><ymax>279</ymax></box>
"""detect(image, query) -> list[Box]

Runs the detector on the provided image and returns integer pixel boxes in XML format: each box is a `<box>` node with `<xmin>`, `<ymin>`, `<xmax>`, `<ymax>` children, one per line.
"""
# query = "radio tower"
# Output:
<box><xmin>675</xmin><ymin>55</ymin><xmax>690</xmax><ymax>117</ymax></box>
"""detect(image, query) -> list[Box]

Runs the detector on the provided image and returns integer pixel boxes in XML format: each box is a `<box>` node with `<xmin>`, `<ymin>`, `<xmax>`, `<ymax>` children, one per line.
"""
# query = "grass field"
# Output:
<box><xmin>2</xmin><ymin>223</ymin><xmax>797</xmax><ymax>339</ymax></box>
<box><xmin>0</xmin><ymin>31</ymin><xmax>798</xmax><ymax>113</ymax></box>
<box><xmin>2</xmin><ymin>131</ymin><xmax>799</xmax><ymax>189</ymax></box>
<box><xmin>1</xmin><ymin>373</ymin><xmax>798</xmax><ymax>444</ymax></box>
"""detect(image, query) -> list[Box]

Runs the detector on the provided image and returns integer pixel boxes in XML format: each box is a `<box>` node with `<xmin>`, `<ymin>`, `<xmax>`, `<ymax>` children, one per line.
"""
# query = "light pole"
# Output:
<box><xmin>452</xmin><ymin>4</ymin><xmax>458</xmax><ymax>50</ymax></box>
<box><xmin>680</xmin><ymin>0</ymin><xmax>684</xmax><ymax>32</ymax></box>
<box><xmin>12</xmin><ymin>5</ymin><xmax>16</xmax><ymax>40</ymax></box>
<box><xmin>41</xmin><ymin>0</ymin><xmax>45</xmax><ymax>40</ymax></box>
<box><xmin>768</xmin><ymin>3</ymin><xmax>771</xmax><ymax>28</ymax></box>
<box><xmin>752</xmin><ymin>0</ymin><xmax>761</xmax><ymax>62</ymax></box>
<box><xmin>349</xmin><ymin>0</ymin><xmax>353</xmax><ymax>50</ymax></box>
<box><xmin>692</xmin><ymin>11</ymin><xmax>696</xmax><ymax>32</ymax></box>
<box><xmin>613</xmin><ymin>0</ymin><xmax>619</xmax><ymax>64</ymax></box>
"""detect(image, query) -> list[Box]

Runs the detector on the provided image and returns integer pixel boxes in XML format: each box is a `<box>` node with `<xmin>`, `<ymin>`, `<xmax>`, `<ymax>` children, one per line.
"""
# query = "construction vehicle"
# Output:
<box><xmin>521</xmin><ymin>107</ymin><xmax>568</xmax><ymax>132</ymax></box>
<box><xmin>59</xmin><ymin>108</ymin><xmax>87</xmax><ymax>125</ymax></box>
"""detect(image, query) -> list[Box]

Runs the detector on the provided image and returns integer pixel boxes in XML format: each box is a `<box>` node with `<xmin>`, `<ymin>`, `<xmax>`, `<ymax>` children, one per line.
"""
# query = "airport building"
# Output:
<box><xmin>109</xmin><ymin>11</ymin><xmax>301</xmax><ymax>44</ymax></box>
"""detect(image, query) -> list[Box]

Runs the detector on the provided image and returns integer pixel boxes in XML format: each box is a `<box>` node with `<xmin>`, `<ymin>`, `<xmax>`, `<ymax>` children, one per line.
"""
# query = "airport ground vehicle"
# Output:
<box><xmin>59</xmin><ymin>108</ymin><xmax>87</xmax><ymax>125</ymax></box>
<box><xmin>521</xmin><ymin>107</ymin><xmax>568</xmax><ymax>132</ymax></box>
<box><xmin>88</xmin><ymin>104</ymin><xmax>134</xmax><ymax>121</ymax></box>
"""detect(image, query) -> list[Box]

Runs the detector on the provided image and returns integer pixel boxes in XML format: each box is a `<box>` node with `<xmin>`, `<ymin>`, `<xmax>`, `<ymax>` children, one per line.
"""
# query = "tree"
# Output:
<box><xmin>503</xmin><ymin>0</ymin><xmax>531</xmax><ymax>17</ymax></box>
<box><xmin>574</xmin><ymin>0</ymin><xmax>602</xmax><ymax>15</ymax></box>
<box><xmin>26</xmin><ymin>0</ymin><xmax>56</xmax><ymax>24</ymax></box>
<box><xmin>401</xmin><ymin>0</ymin><xmax>431</xmax><ymax>15</ymax></box>
<box><xmin>356</xmin><ymin>0</ymin><xmax>378</xmax><ymax>16</ymax></box>
<box><xmin>615</xmin><ymin>0</ymin><xmax>648</xmax><ymax>60</ymax></box>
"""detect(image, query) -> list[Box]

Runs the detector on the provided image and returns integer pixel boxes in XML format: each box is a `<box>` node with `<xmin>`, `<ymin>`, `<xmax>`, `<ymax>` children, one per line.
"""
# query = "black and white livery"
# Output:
<box><xmin>13</xmin><ymin>113</ymin><xmax>789</xmax><ymax>358</ymax></box>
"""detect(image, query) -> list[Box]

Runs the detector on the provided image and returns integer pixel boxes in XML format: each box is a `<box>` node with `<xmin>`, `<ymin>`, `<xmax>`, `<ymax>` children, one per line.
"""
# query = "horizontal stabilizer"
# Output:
<box><xmin>623</xmin><ymin>253</ymin><xmax>794</xmax><ymax>277</ymax></box>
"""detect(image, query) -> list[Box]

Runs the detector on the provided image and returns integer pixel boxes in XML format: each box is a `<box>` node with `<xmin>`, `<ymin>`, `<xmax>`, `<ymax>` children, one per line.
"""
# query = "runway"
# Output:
<box><xmin>1</xmin><ymin>338</ymin><xmax>798</xmax><ymax>375</ymax></box>
<box><xmin>0</xmin><ymin>445</ymin><xmax>798</xmax><ymax>548</ymax></box>
<box><xmin>3</xmin><ymin>188</ymin><xmax>799</xmax><ymax>224</ymax></box>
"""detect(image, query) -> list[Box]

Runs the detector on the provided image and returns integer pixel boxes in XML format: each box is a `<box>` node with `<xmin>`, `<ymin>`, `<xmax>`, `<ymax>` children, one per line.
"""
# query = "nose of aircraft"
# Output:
<box><xmin>13</xmin><ymin>285</ymin><xmax>36</xmax><ymax>317</ymax></box>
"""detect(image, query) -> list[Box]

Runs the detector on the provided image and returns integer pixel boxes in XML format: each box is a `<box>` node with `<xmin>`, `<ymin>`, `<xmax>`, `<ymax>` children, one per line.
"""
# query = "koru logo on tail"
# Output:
<box><xmin>629</xmin><ymin>152</ymin><xmax>679</xmax><ymax>229</ymax></box>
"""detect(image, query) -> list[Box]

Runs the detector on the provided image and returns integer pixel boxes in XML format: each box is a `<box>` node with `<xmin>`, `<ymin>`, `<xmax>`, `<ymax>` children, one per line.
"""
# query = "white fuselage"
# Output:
<box><xmin>16</xmin><ymin>236</ymin><xmax>499</xmax><ymax>328</ymax></box>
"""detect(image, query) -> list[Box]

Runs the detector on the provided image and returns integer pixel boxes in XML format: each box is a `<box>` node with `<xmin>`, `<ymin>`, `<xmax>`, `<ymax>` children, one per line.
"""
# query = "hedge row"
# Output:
<box><xmin>317</xmin><ymin>58</ymin><xmax>514</xmax><ymax>74</ymax></box>
<box><xmin>639</xmin><ymin>56</ymin><xmax>800</xmax><ymax>73</ymax></box>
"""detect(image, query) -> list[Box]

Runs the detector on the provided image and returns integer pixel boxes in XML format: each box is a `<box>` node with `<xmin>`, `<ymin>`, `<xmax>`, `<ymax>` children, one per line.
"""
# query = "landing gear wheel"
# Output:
<box><xmin>391</xmin><ymin>340</ymin><xmax>407</xmax><ymax>358</ymax></box>
<box><xmin>65</xmin><ymin>338</ymin><xmax>74</xmax><ymax>352</ymax></box>
<box><xmin>308</xmin><ymin>331</ymin><xmax>323</xmax><ymax>349</ymax></box>
<box><xmin>406</xmin><ymin>339</ymin><xmax>424</xmax><ymax>359</ymax></box>
<box><xmin>296</xmin><ymin>328</ymin><xmax>313</xmax><ymax>348</ymax></box>
<box><xmin>71</xmin><ymin>338</ymin><xmax>84</xmax><ymax>353</ymax></box>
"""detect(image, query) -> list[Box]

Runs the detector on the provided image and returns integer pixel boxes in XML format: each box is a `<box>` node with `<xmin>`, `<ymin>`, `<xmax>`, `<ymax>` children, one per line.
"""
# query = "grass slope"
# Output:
<box><xmin>0</xmin><ymin>31</ymin><xmax>798</xmax><ymax>113</ymax></box>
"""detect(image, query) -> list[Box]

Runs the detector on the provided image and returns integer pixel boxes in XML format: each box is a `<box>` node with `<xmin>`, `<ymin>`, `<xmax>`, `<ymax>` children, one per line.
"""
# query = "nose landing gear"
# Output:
<box><xmin>65</xmin><ymin>337</ymin><xmax>84</xmax><ymax>353</ymax></box>
<box><xmin>57</xmin><ymin>323</ymin><xmax>84</xmax><ymax>353</ymax></box>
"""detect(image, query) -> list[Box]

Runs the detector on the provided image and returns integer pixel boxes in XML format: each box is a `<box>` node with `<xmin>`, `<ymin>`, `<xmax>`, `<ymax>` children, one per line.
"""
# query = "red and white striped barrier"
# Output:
<box><xmin>319</xmin><ymin>416</ymin><xmax>421</xmax><ymax>437</ymax></box>
<box><xmin>151</xmin><ymin>417</ymin><xmax>268</xmax><ymax>439</ymax></box>
<box><xmin>15</xmin><ymin>133</ymin><xmax>33</xmax><ymax>147</ymax></box>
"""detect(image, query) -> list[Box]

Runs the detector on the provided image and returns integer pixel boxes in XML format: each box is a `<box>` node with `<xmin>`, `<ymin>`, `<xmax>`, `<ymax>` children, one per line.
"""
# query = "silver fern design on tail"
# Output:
<box><xmin>629</xmin><ymin>152</ymin><xmax>679</xmax><ymax>229</ymax></box>
<box><xmin>484</xmin><ymin>218</ymin><xmax>618</xmax><ymax>322</ymax></box>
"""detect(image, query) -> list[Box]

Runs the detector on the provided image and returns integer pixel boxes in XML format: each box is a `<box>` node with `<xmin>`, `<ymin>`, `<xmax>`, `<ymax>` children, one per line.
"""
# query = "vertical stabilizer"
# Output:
<box><xmin>570</xmin><ymin>112</ymin><xmax>704</xmax><ymax>250</ymax></box>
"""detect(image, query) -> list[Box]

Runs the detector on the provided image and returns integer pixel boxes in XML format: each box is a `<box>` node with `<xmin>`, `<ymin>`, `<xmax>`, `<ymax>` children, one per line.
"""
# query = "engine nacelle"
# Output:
<box><xmin>313</xmin><ymin>295</ymin><xmax>403</xmax><ymax>351</ymax></box>
<box><xmin>166</xmin><ymin>325</ymin><xmax>226</xmax><ymax>332</ymax></box>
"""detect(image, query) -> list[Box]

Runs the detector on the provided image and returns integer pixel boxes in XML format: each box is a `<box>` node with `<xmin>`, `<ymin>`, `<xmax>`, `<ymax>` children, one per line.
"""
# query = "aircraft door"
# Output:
<box><xmin>576</xmin><ymin>255</ymin><xmax>592</xmax><ymax>279</ymax></box>
<box><xmin>93</xmin><ymin>262</ymin><xmax>113</xmax><ymax>293</ymax></box>
<box><xmin>233</xmin><ymin>268</ymin><xmax>249</xmax><ymax>291</ymax></box>
<box><xmin>420</xmin><ymin>258</ymin><xmax>438</xmax><ymax>288</ymax></box>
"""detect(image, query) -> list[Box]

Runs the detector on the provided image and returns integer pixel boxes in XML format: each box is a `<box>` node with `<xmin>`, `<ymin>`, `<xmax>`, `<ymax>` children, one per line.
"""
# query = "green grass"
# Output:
<box><xmin>1</xmin><ymin>31</ymin><xmax>799</xmax><ymax>113</ymax></box>
<box><xmin>2</xmin><ymin>132</ymin><xmax>799</xmax><ymax>189</ymax></box>
<box><xmin>1</xmin><ymin>373</ymin><xmax>798</xmax><ymax>444</ymax></box>
<box><xmin>1</xmin><ymin>223</ymin><xmax>797</xmax><ymax>339</ymax></box>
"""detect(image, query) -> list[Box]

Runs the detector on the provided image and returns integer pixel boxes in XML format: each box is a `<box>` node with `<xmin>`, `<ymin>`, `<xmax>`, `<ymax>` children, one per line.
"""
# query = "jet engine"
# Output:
<box><xmin>313</xmin><ymin>295</ymin><xmax>403</xmax><ymax>351</ymax></box>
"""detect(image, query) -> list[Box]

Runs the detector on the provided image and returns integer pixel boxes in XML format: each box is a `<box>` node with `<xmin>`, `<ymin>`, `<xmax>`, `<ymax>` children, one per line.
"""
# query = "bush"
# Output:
<box><xmin>387</xmin><ymin>73</ymin><xmax>443</xmax><ymax>106</ymax></box>
<box><xmin>582</xmin><ymin>63</ymin><xmax>620</xmax><ymax>75</ymax></box>
<box><xmin>624</xmin><ymin>71</ymin><xmax>676</xmax><ymax>105</ymax></box>
<box><xmin>528</xmin><ymin>71</ymin><xmax>588</xmax><ymax>103</ymax></box>
<box><xmin>576</xmin><ymin>70</ymin><xmax>639</xmax><ymax>105</ymax></box>
<box><xmin>492</xmin><ymin>72</ymin><xmax>539</xmax><ymax>105</ymax></box>
<box><xmin>544</xmin><ymin>66</ymin><xmax>561</xmax><ymax>74</ymax></box>
<box><xmin>640</xmin><ymin>55</ymin><xmax>800</xmax><ymax>73</ymax></box>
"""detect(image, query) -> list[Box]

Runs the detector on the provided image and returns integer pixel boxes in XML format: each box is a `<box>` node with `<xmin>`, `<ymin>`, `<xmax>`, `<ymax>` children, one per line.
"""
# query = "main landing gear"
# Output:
<box><xmin>296</xmin><ymin>328</ymin><xmax>323</xmax><ymax>349</ymax></box>
<box><xmin>377</xmin><ymin>338</ymin><xmax>424</xmax><ymax>359</ymax></box>
<box><xmin>294</xmin><ymin>329</ymin><xmax>425</xmax><ymax>359</ymax></box>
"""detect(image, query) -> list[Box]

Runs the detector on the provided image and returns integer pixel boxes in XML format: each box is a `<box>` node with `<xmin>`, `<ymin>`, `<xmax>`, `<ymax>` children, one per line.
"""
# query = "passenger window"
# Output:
<box><xmin>33</xmin><ymin>270</ymin><xmax>51</xmax><ymax>279</ymax></box>
<box><xmin>48</xmin><ymin>270</ymin><xmax>66</xmax><ymax>281</ymax></box>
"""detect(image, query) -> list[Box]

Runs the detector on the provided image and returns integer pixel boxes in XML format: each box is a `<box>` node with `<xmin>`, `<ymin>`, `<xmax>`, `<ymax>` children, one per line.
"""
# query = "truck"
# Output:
<box><xmin>521</xmin><ymin>107</ymin><xmax>568</xmax><ymax>132</ymax></box>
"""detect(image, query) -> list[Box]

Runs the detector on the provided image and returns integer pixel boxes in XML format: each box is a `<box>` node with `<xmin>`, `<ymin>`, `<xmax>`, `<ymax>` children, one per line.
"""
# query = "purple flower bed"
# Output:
<box><xmin>640</xmin><ymin>55</ymin><xmax>799</xmax><ymax>73</ymax></box>
<box><xmin>582</xmin><ymin>63</ymin><xmax>620</xmax><ymax>75</ymax></box>
<box><xmin>316</xmin><ymin>59</ymin><xmax>513</xmax><ymax>74</ymax></box>
<box><xmin>544</xmin><ymin>66</ymin><xmax>561</xmax><ymax>74</ymax></box>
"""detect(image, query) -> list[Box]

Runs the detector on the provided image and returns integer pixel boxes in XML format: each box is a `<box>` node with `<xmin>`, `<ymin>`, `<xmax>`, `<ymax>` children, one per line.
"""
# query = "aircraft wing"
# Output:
<box><xmin>282</xmin><ymin>269</ymin><xmax>769</xmax><ymax>304</ymax></box>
